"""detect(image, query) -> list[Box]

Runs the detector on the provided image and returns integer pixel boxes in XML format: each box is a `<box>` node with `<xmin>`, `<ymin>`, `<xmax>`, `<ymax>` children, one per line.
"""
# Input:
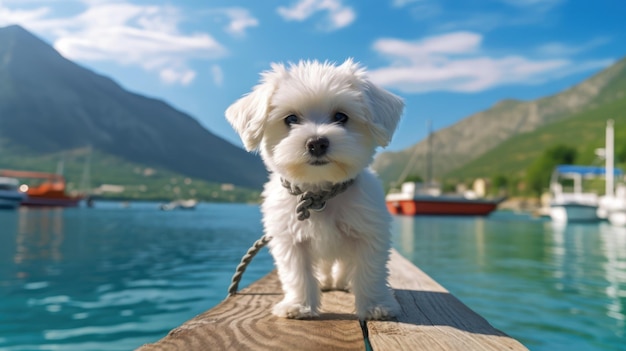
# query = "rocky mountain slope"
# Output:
<box><xmin>0</xmin><ymin>25</ymin><xmax>266</xmax><ymax>189</ymax></box>
<box><xmin>373</xmin><ymin>57</ymin><xmax>626</xmax><ymax>185</ymax></box>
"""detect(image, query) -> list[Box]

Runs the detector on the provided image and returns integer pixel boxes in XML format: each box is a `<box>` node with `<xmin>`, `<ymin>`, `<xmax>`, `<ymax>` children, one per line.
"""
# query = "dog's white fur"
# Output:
<box><xmin>226</xmin><ymin>59</ymin><xmax>403</xmax><ymax>320</ymax></box>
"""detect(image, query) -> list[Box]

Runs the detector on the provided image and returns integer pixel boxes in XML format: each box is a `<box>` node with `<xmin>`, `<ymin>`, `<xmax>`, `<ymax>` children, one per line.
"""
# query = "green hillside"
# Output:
<box><xmin>447</xmin><ymin>93</ymin><xmax>626</xmax><ymax>182</ymax></box>
<box><xmin>0</xmin><ymin>141</ymin><xmax>260</xmax><ymax>203</ymax></box>
<box><xmin>374</xmin><ymin>57</ymin><xmax>626</xmax><ymax>188</ymax></box>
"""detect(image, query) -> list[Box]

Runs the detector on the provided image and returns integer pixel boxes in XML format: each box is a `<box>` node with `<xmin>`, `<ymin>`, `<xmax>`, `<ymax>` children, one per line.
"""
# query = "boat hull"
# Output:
<box><xmin>386</xmin><ymin>197</ymin><xmax>501</xmax><ymax>216</ymax></box>
<box><xmin>549</xmin><ymin>203</ymin><xmax>599</xmax><ymax>223</ymax></box>
<box><xmin>21</xmin><ymin>196</ymin><xmax>82</xmax><ymax>208</ymax></box>
<box><xmin>0</xmin><ymin>194</ymin><xmax>26</xmax><ymax>209</ymax></box>
<box><xmin>0</xmin><ymin>177</ymin><xmax>27</xmax><ymax>209</ymax></box>
<box><xmin>608</xmin><ymin>210</ymin><xmax>626</xmax><ymax>226</ymax></box>
<box><xmin>0</xmin><ymin>170</ymin><xmax>84</xmax><ymax>208</ymax></box>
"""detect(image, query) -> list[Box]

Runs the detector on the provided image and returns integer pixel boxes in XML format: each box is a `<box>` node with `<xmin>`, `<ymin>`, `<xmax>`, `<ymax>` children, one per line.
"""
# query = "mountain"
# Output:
<box><xmin>0</xmin><ymin>25</ymin><xmax>266</xmax><ymax>189</ymax></box>
<box><xmin>373</xmin><ymin>56</ymin><xmax>626</xmax><ymax>186</ymax></box>
<box><xmin>450</xmin><ymin>78</ymin><xmax>626</xmax><ymax>180</ymax></box>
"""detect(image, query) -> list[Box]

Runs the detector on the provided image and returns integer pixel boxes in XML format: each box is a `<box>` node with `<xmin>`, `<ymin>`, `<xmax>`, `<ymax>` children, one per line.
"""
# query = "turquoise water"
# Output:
<box><xmin>0</xmin><ymin>204</ymin><xmax>625</xmax><ymax>350</ymax></box>
<box><xmin>0</xmin><ymin>203</ymin><xmax>273</xmax><ymax>350</ymax></box>
<box><xmin>392</xmin><ymin>213</ymin><xmax>626</xmax><ymax>351</ymax></box>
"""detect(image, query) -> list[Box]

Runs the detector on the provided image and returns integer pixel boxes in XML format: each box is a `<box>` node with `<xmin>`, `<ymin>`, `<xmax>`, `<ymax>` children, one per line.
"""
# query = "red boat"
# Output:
<box><xmin>0</xmin><ymin>170</ymin><xmax>83</xmax><ymax>207</ymax></box>
<box><xmin>385</xmin><ymin>182</ymin><xmax>504</xmax><ymax>216</ymax></box>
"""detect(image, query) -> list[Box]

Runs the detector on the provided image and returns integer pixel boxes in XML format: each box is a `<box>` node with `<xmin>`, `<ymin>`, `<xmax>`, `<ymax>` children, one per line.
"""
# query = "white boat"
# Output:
<box><xmin>160</xmin><ymin>199</ymin><xmax>198</xmax><ymax>211</ymax></box>
<box><xmin>548</xmin><ymin>165</ymin><xmax>615</xmax><ymax>223</ymax></box>
<box><xmin>601</xmin><ymin>185</ymin><xmax>626</xmax><ymax>225</ymax></box>
<box><xmin>386</xmin><ymin>182</ymin><xmax>504</xmax><ymax>216</ymax></box>
<box><xmin>597</xmin><ymin>120</ymin><xmax>626</xmax><ymax>225</ymax></box>
<box><xmin>0</xmin><ymin>176</ymin><xmax>27</xmax><ymax>209</ymax></box>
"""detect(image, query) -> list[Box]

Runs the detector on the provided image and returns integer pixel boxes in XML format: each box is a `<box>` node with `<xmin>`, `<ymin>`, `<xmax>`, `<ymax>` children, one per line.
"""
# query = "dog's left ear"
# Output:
<box><xmin>361</xmin><ymin>81</ymin><xmax>404</xmax><ymax>147</ymax></box>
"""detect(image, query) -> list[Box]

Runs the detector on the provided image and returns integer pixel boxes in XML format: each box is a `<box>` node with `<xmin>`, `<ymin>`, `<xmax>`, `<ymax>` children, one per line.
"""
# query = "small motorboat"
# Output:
<box><xmin>0</xmin><ymin>176</ymin><xmax>27</xmax><ymax>209</ymax></box>
<box><xmin>160</xmin><ymin>199</ymin><xmax>198</xmax><ymax>211</ymax></box>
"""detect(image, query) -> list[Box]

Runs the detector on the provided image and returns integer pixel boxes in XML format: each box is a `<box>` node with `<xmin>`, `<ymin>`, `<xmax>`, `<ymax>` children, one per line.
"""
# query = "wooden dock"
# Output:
<box><xmin>138</xmin><ymin>249</ymin><xmax>528</xmax><ymax>350</ymax></box>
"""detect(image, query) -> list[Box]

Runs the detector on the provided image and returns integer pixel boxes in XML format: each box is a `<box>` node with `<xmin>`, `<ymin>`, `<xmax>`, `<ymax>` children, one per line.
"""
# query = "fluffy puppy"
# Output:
<box><xmin>226</xmin><ymin>59</ymin><xmax>403</xmax><ymax>320</ymax></box>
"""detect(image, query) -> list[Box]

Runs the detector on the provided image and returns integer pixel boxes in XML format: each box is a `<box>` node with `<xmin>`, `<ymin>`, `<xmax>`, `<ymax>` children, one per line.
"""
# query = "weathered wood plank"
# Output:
<box><xmin>366</xmin><ymin>250</ymin><xmax>528</xmax><ymax>351</ymax></box>
<box><xmin>138</xmin><ymin>249</ymin><xmax>528</xmax><ymax>351</ymax></box>
<box><xmin>137</xmin><ymin>271</ymin><xmax>364</xmax><ymax>351</ymax></box>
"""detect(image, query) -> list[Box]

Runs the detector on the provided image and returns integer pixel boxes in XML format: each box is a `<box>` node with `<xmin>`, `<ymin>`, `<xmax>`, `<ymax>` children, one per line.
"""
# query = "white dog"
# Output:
<box><xmin>226</xmin><ymin>59</ymin><xmax>403</xmax><ymax>320</ymax></box>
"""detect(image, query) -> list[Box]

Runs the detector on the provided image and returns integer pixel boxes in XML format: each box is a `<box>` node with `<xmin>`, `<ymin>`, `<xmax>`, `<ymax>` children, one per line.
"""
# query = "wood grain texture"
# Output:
<box><xmin>137</xmin><ymin>272</ymin><xmax>364</xmax><ymax>351</ymax></box>
<box><xmin>366</xmin><ymin>250</ymin><xmax>529</xmax><ymax>351</ymax></box>
<box><xmin>138</xmin><ymin>249</ymin><xmax>528</xmax><ymax>351</ymax></box>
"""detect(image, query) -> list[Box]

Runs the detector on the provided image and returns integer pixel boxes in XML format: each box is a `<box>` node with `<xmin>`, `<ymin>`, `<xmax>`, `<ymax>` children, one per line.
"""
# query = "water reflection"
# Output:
<box><xmin>396</xmin><ymin>215</ymin><xmax>414</xmax><ymax>255</ymax></box>
<box><xmin>546</xmin><ymin>221</ymin><xmax>626</xmax><ymax>330</ymax></box>
<box><xmin>599</xmin><ymin>224</ymin><xmax>626</xmax><ymax>334</ymax></box>
<box><xmin>394</xmin><ymin>215</ymin><xmax>487</xmax><ymax>267</ymax></box>
<box><xmin>15</xmin><ymin>208</ymin><xmax>65</xmax><ymax>263</ymax></box>
<box><xmin>392</xmin><ymin>213</ymin><xmax>626</xmax><ymax>350</ymax></box>
<box><xmin>474</xmin><ymin>218</ymin><xmax>486</xmax><ymax>267</ymax></box>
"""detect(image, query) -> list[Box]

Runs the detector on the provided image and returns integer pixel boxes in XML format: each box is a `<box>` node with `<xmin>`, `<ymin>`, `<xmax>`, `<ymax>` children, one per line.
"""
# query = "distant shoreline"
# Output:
<box><xmin>498</xmin><ymin>196</ymin><xmax>544</xmax><ymax>215</ymax></box>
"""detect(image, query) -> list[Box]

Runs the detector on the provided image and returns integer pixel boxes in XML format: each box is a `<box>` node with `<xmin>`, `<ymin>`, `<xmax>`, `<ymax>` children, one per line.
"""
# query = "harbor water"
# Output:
<box><xmin>0</xmin><ymin>203</ymin><xmax>625</xmax><ymax>350</ymax></box>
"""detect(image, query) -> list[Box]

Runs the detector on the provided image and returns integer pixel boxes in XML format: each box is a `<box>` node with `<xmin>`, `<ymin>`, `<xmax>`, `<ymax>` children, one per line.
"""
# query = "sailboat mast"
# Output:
<box><xmin>426</xmin><ymin>120</ymin><xmax>433</xmax><ymax>187</ymax></box>
<box><xmin>606</xmin><ymin>119</ymin><xmax>614</xmax><ymax>197</ymax></box>
<box><xmin>56</xmin><ymin>154</ymin><xmax>65</xmax><ymax>176</ymax></box>
<box><xmin>80</xmin><ymin>146</ymin><xmax>92</xmax><ymax>196</ymax></box>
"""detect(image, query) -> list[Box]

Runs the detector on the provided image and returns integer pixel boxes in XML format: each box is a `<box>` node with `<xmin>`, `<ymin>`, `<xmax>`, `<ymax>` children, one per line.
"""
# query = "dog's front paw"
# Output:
<box><xmin>320</xmin><ymin>281</ymin><xmax>350</xmax><ymax>292</ymax></box>
<box><xmin>319</xmin><ymin>278</ymin><xmax>334</xmax><ymax>292</ymax></box>
<box><xmin>360</xmin><ymin>305</ymin><xmax>397</xmax><ymax>320</ymax></box>
<box><xmin>333</xmin><ymin>280</ymin><xmax>351</xmax><ymax>292</ymax></box>
<box><xmin>358</xmin><ymin>297</ymin><xmax>401</xmax><ymax>321</ymax></box>
<box><xmin>272</xmin><ymin>300</ymin><xmax>318</xmax><ymax>319</ymax></box>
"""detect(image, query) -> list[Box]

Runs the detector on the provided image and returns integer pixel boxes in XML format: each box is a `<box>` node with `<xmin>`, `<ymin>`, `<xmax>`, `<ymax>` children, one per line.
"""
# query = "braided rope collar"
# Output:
<box><xmin>281</xmin><ymin>178</ymin><xmax>355</xmax><ymax>221</ymax></box>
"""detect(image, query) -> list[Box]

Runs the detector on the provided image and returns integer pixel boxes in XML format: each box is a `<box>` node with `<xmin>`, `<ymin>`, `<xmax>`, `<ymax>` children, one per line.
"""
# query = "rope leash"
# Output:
<box><xmin>227</xmin><ymin>178</ymin><xmax>354</xmax><ymax>296</ymax></box>
<box><xmin>227</xmin><ymin>234</ymin><xmax>272</xmax><ymax>296</ymax></box>
<box><xmin>281</xmin><ymin>178</ymin><xmax>354</xmax><ymax>221</ymax></box>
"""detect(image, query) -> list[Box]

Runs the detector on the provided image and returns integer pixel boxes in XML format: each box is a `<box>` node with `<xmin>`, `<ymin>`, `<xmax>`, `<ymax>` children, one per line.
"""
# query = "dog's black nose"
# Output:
<box><xmin>306</xmin><ymin>137</ymin><xmax>329</xmax><ymax>157</ymax></box>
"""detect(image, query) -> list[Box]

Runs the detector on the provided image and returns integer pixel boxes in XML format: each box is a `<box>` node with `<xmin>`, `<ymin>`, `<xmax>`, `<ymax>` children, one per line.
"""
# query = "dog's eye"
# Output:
<box><xmin>284</xmin><ymin>114</ymin><xmax>299</xmax><ymax>127</ymax></box>
<box><xmin>333</xmin><ymin>112</ymin><xmax>349</xmax><ymax>125</ymax></box>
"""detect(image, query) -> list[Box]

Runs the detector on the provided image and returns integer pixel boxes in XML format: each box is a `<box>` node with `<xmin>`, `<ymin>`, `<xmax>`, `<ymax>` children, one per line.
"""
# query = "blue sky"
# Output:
<box><xmin>1</xmin><ymin>0</ymin><xmax>625</xmax><ymax>151</ymax></box>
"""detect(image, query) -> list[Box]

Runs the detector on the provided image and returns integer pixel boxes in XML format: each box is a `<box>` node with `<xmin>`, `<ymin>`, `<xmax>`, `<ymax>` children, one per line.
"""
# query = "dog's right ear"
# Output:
<box><xmin>225</xmin><ymin>82</ymin><xmax>273</xmax><ymax>152</ymax></box>
<box><xmin>225</xmin><ymin>64</ymin><xmax>285</xmax><ymax>151</ymax></box>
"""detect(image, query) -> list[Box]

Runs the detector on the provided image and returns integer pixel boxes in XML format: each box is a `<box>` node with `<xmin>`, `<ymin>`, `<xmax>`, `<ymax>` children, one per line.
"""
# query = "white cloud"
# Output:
<box><xmin>277</xmin><ymin>0</ymin><xmax>355</xmax><ymax>31</ymax></box>
<box><xmin>0</xmin><ymin>5</ymin><xmax>50</xmax><ymax>24</ymax></box>
<box><xmin>211</xmin><ymin>64</ymin><xmax>223</xmax><ymax>86</ymax></box>
<box><xmin>209</xmin><ymin>7</ymin><xmax>259</xmax><ymax>37</ymax></box>
<box><xmin>224</xmin><ymin>8</ymin><xmax>259</xmax><ymax>37</ymax></box>
<box><xmin>0</xmin><ymin>0</ymin><xmax>227</xmax><ymax>85</ymax></box>
<box><xmin>374</xmin><ymin>32</ymin><xmax>482</xmax><ymax>59</ymax></box>
<box><xmin>160</xmin><ymin>68</ymin><xmax>196</xmax><ymax>86</ymax></box>
<box><xmin>392</xmin><ymin>0</ymin><xmax>422</xmax><ymax>8</ymax></box>
<box><xmin>369</xmin><ymin>31</ymin><xmax>612</xmax><ymax>93</ymax></box>
<box><xmin>407</xmin><ymin>0</ymin><xmax>562</xmax><ymax>33</ymax></box>
<box><xmin>500</xmin><ymin>0</ymin><xmax>563</xmax><ymax>9</ymax></box>
<box><xmin>536</xmin><ymin>37</ymin><xmax>610</xmax><ymax>57</ymax></box>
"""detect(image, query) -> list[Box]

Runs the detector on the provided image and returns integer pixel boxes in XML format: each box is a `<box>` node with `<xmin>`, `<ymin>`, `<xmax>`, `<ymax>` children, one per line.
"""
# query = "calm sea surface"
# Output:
<box><xmin>0</xmin><ymin>203</ymin><xmax>625</xmax><ymax>351</ymax></box>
